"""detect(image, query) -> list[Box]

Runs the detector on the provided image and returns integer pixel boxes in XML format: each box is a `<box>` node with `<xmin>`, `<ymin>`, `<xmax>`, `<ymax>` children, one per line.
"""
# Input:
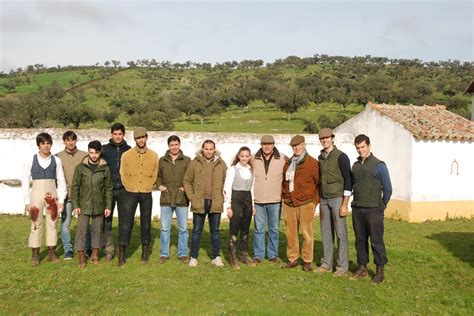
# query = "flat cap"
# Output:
<box><xmin>133</xmin><ymin>127</ymin><xmax>147</xmax><ymax>139</ymax></box>
<box><xmin>290</xmin><ymin>135</ymin><xmax>305</xmax><ymax>146</ymax></box>
<box><xmin>260</xmin><ymin>135</ymin><xmax>275</xmax><ymax>144</ymax></box>
<box><xmin>318</xmin><ymin>128</ymin><xmax>334</xmax><ymax>139</ymax></box>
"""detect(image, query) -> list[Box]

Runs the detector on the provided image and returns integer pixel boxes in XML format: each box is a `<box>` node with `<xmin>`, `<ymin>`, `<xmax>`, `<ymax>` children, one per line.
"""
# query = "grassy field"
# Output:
<box><xmin>0</xmin><ymin>214</ymin><xmax>472</xmax><ymax>314</ymax></box>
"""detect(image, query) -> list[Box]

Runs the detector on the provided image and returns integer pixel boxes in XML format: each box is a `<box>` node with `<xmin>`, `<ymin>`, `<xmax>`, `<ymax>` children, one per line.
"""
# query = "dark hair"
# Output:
<box><xmin>62</xmin><ymin>130</ymin><xmax>77</xmax><ymax>141</ymax></box>
<box><xmin>167</xmin><ymin>135</ymin><xmax>181</xmax><ymax>145</ymax></box>
<box><xmin>354</xmin><ymin>134</ymin><xmax>370</xmax><ymax>146</ymax></box>
<box><xmin>36</xmin><ymin>133</ymin><xmax>53</xmax><ymax>147</ymax></box>
<box><xmin>110</xmin><ymin>123</ymin><xmax>125</xmax><ymax>134</ymax></box>
<box><xmin>201</xmin><ymin>139</ymin><xmax>215</xmax><ymax>148</ymax></box>
<box><xmin>88</xmin><ymin>140</ymin><xmax>102</xmax><ymax>152</ymax></box>
<box><xmin>232</xmin><ymin>146</ymin><xmax>253</xmax><ymax>169</ymax></box>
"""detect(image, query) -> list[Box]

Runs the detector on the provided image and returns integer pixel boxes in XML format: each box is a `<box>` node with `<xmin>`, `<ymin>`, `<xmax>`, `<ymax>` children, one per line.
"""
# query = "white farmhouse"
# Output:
<box><xmin>336</xmin><ymin>102</ymin><xmax>474</xmax><ymax>222</ymax></box>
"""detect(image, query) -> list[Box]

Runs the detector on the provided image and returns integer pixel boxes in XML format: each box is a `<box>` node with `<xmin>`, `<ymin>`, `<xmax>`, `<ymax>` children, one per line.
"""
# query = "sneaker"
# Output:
<box><xmin>189</xmin><ymin>257</ymin><xmax>198</xmax><ymax>267</ymax></box>
<box><xmin>211</xmin><ymin>256</ymin><xmax>224</xmax><ymax>267</ymax></box>
<box><xmin>63</xmin><ymin>251</ymin><xmax>73</xmax><ymax>261</ymax></box>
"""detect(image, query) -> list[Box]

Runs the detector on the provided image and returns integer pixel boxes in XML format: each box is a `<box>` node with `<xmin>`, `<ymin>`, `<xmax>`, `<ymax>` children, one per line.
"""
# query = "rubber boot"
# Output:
<box><xmin>31</xmin><ymin>248</ymin><xmax>40</xmax><ymax>266</ymax></box>
<box><xmin>118</xmin><ymin>245</ymin><xmax>126</xmax><ymax>267</ymax></box>
<box><xmin>141</xmin><ymin>244</ymin><xmax>150</xmax><ymax>264</ymax></box>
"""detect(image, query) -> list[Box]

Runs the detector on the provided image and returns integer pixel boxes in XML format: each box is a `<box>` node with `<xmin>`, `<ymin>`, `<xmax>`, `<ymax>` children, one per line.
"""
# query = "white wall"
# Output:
<box><xmin>335</xmin><ymin>107</ymin><xmax>413</xmax><ymax>201</ymax></box>
<box><xmin>411</xmin><ymin>139</ymin><xmax>474</xmax><ymax>201</ymax></box>
<box><xmin>0</xmin><ymin>128</ymin><xmax>356</xmax><ymax>216</ymax></box>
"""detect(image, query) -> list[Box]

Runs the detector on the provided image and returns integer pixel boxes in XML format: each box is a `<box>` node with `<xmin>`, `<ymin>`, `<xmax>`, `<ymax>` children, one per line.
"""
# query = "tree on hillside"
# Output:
<box><xmin>270</xmin><ymin>81</ymin><xmax>308</xmax><ymax>121</ymax></box>
<box><xmin>54</xmin><ymin>91</ymin><xmax>97</xmax><ymax>128</ymax></box>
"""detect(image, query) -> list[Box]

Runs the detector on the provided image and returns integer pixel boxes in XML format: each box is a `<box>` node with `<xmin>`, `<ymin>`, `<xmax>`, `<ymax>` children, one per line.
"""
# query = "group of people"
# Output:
<box><xmin>22</xmin><ymin>123</ymin><xmax>392</xmax><ymax>284</ymax></box>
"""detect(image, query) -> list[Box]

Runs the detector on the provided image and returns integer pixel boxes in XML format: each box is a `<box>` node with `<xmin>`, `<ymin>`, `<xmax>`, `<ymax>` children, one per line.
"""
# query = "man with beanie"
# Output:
<box><xmin>118</xmin><ymin>127</ymin><xmax>159</xmax><ymax>266</ymax></box>
<box><xmin>281</xmin><ymin>135</ymin><xmax>320</xmax><ymax>272</ymax></box>
<box><xmin>316</xmin><ymin>128</ymin><xmax>352</xmax><ymax>276</ymax></box>
<box><xmin>350</xmin><ymin>134</ymin><xmax>392</xmax><ymax>284</ymax></box>
<box><xmin>252</xmin><ymin>135</ymin><xmax>287</xmax><ymax>263</ymax></box>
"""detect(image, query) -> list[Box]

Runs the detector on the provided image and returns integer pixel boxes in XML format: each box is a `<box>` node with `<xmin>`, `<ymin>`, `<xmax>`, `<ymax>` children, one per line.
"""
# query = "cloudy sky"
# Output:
<box><xmin>0</xmin><ymin>0</ymin><xmax>472</xmax><ymax>72</ymax></box>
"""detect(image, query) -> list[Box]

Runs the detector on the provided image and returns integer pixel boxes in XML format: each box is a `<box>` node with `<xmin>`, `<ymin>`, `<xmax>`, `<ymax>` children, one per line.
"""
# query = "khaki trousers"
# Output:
<box><xmin>283</xmin><ymin>202</ymin><xmax>315</xmax><ymax>263</ymax></box>
<box><xmin>28</xmin><ymin>180</ymin><xmax>58</xmax><ymax>248</ymax></box>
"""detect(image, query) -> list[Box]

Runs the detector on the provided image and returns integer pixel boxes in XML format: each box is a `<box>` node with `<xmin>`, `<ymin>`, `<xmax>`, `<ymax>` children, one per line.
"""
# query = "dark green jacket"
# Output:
<box><xmin>352</xmin><ymin>154</ymin><xmax>383</xmax><ymax>208</ymax></box>
<box><xmin>183</xmin><ymin>150</ymin><xmax>227</xmax><ymax>213</ymax></box>
<box><xmin>71</xmin><ymin>157</ymin><xmax>113</xmax><ymax>216</ymax></box>
<box><xmin>156</xmin><ymin>150</ymin><xmax>191</xmax><ymax>207</ymax></box>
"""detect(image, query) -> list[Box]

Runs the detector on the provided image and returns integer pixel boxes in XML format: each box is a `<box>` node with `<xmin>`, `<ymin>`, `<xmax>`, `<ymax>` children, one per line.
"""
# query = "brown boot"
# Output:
<box><xmin>91</xmin><ymin>248</ymin><xmax>100</xmax><ymax>265</ymax></box>
<box><xmin>240</xmin><ymin>252</ymin><xmax>256</xmax><ymax>267</ymax></box>
<box><xmin>372</xmin><ymin>266</ymin><xmax>385</xmax><ymax>284</ymax></box>
<box><xmin>31</xmin><ymin>248</ymin><xmax>40</xmax><ymax>266</ymax></box>
<box><xmin>350</xmin><ymin>265</ymin><xmax>368</xmax><ymax>280</ymax></box>
<box><xmin>47</xmin><ymin>246</ymin><xmax>59</xmax><ymax>262</ymax></box>
<box><xmin>78</xmin><ymin>251</ymin><xmax>86</xmax><ymax>268</ymax></box>
<box><xmin>230</xmin><ymin>250</ymin><xmax>240</xmax><ymax>270</ymax></box>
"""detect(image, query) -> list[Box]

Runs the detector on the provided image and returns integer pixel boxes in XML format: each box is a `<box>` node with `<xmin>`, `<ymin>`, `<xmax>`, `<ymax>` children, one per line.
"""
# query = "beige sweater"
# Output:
<box><xmin>56</xmin><ymin>148</ymin><xmax>88</xmax><ymax>201</ymax></box>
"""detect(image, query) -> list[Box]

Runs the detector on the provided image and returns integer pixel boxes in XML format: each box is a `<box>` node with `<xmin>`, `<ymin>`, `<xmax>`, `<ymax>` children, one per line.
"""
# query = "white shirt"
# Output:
<box><xmin>223</xmin><ymin>163</ymin><xmax>254</xmax><ymax>209</ymax></box>
<box><xmin>22</xmin><ymin>153</ymin><xmax>67</xmax><ymax>205</ymax></box>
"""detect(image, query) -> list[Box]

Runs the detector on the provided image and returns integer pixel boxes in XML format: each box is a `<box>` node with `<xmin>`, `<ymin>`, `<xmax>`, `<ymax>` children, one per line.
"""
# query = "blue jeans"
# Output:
<box><xmin>61</xmin><ymin>201</ymin><xmax>73</xmax><ymax>253</ymax></box>
<box><xmin>190</xmin><ymin>199</ymin><xmax>221</xmax><ymax>259</ymax></box>
<box><xmin>160</xmin><ymin>206</ymin><xmax>189</xmax><ymax>258</ymax></box>
<box><xmin>253</xmin><ymin>202</ymin><xmax>281</xmax><ymax>260</ymax></box>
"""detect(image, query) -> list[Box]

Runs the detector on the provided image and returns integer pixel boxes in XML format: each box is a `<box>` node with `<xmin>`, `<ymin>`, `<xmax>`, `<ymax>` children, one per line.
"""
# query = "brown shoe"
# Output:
<box><xmin>77</xmin><ymin>251</ymin><xmax>86</xmax><ymax>268</ymax></box>
<box><xmin>254</xmin><ymin>258</ymin><xmax>262</xmax><ymax>264</ymax></box>
<box><xmin>281</xmin><ymin>260</ymin><xmax>299</xmax><ymax>269</ymax></box>
<box><xmin>159</xmin><ymin>256</ymin><xmax>169</xmax><ymax>264</ymax></box>
<box><xmin>303</xmin><ymin>262</ymin><xmax>313</xmax><ymax>272</ymax></box>
<box><xmin>47</xmin><ymin>246</ymin><xmax>59</xmax><ymax>262</ymax></box>
<box><xmin>31</xmin><ymin>248</ymin><xmax>40</xmax><ymax>266</ymax></box>
<box><xmin>91</xmin><ymin>248</ymin><xmax>100</xmax><ymax>265</ymax></box>
<box><xmin>315</xmin><ymin>266</ymin><xmax>332</xmax><ymax>273</ymax></box>
<box><xmin>350</xmin><ymin>265</ymin><xmax>368</xmax><ymax>280</ymax></box>
<box><xmin>333</xmin><ymin>269</ymin><xmax>350</xmax><ymax>277</ymax></box>
<box><xmin>372</xmin><ymin>266</ymin><xmax>384</xmax><ymax>284</ymax></box>
<box><xmin>269</xmin><ymin>257</ymin><xmax>281</xmax><ymax>264</ymax></box>
<box><xmin>178</xmin><ymin>256</ymin><xmax>189</xmax><ymax>263</ymax></box>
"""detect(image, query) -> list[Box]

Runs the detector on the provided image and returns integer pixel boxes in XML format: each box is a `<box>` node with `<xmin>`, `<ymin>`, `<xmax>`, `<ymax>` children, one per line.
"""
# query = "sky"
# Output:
<box><xmin>0</xmin><ymin>0</ymin><xmax>472</xmax><ymax>72</ymax></box>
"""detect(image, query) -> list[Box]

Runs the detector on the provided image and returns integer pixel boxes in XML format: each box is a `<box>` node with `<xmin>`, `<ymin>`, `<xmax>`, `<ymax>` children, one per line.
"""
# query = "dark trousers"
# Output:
<box><xmin>190</xmin><ymin>199</ymin><xmax>221</xmax><ymax>259</ymax></box>
<box><xmin>229</xmin><ymin>191</ymin><xmax>252</xmax><ymax>254</ymax></box>
<box><xmin>352</xmin><ymin>206</ymin><xmax>388</xmax><ymax>267</ymax></box>
<box><xmin>75</xmin><ymin>214</ymin><xmax>104</xmax><ymax>251</ymax></box>
<box><xmin>102</xmin><ymin>188</ymin><xmax>126</xmax><ymax>254</ymax></box>
<box><xmin>119</xmin><ymin>191</ymin><xmax>152</xmax><ymax>247</ymax></box>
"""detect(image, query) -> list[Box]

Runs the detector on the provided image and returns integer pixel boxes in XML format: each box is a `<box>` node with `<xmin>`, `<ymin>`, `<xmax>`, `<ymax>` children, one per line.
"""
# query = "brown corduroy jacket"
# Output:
<box><xmin>282</xmin><ymin>153</ymin><xmax>320</xmax><ymax>207</ymax></box>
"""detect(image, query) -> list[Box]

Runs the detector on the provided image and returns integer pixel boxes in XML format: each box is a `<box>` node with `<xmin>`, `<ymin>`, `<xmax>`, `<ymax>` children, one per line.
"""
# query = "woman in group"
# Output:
<box><xmin>224</xmin><ymin>146</ymin><xmax>257</xmax><ymax>270</ymax></box>
<box><xmin>72</xmin><ymin>140</ymin><xmax>113</xmax><ymax>268</ymax></box>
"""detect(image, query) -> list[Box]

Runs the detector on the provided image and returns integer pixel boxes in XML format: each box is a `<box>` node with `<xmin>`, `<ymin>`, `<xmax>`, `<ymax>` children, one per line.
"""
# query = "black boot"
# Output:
<box><xmin>141</xmin><ymin>244</ymin><xmax>150</xmax><ymax>264</ymax></box>
<box><xmin>372</xmin><ymin>265</ymin><xmax>385</xmax><ymax>284</ymax></box>
<box><xmin>118</xmin><ymin>245</ymin><xmax>126</xmax><ymax>267</ymax></box>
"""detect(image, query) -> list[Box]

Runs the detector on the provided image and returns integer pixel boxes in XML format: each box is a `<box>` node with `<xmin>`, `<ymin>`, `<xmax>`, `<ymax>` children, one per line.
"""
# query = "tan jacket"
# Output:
<box><xmin>120</xmin><ymin>146</ymin><xmax>159</xmax><ymax>193</ymax></box>
<box><xmin>183</xmin><ymin>150</ymin><xmax>227</xmax><ymax>213</ymax></box>
<box><xmin>56</xmin><ymin>148</ymin><xmax>88</xmax><ymax>201</ymax></box>
<box><xmin>252</xmin><ymin>148</ymin><xmax>287</xmax><ymax>204</ymax></box>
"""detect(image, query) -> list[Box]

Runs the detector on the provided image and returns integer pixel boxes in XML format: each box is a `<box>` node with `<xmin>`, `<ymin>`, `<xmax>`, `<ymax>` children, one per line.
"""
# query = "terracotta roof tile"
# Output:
<box><xmin>368</xmin><ymin>102</ymin><xmax>474</xmax><ymax>141</ymax></box>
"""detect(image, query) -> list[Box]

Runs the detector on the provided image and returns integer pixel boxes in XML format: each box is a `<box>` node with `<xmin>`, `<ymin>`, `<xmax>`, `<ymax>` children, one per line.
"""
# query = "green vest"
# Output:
<box><xmin>351</xmin><ymin>154</ymin><xmax>383</xmax><ymax>208</ymax></box>
<box><xmin>318</xmin><ymin>146</ymin><xmax>344</xmax><ymax>199</ymax></box>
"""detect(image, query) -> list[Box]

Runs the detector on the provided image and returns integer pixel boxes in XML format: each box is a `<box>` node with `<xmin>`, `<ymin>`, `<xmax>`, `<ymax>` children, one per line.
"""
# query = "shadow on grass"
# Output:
<box><xmin>428</xmin><ymin>232</ymin><xmax>474</xmax><ymax>267</ymax></box>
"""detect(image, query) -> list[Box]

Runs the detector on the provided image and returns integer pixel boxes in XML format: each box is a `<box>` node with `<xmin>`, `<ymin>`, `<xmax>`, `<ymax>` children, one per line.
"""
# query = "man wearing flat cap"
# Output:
<box><xmin>316</xmin><ymin>128</ymin><xmax>352</xmax><ymax>277</ymax></box>
<box><xmin>252</xmin><ymin>135</ymin><xmax>287</xmax><ymax>264</ymax></box>
<box><xmin>118</xmin><ymin>127</ymin><xmax>159</xmax><ymax>266</ymax></box>
<box><xmin>281</xmin><ymin>135</ymin><xmax>320</xmax><ymax>271</ymax></box>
